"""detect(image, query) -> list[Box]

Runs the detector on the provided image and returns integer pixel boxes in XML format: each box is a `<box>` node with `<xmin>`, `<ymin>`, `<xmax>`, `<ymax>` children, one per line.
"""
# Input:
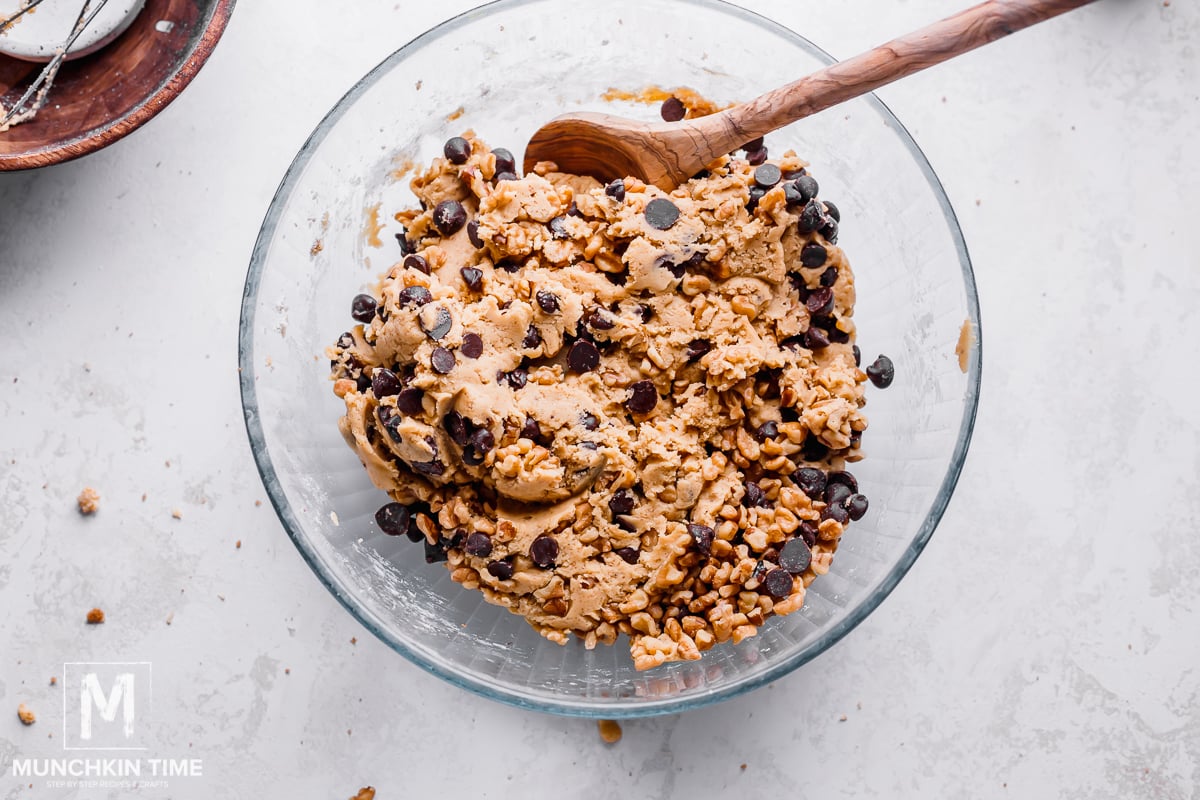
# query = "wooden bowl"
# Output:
<box><xmin>0</xmin><ymin>0</ymin><xmax>235</xmax><ymax>170</ymax></box>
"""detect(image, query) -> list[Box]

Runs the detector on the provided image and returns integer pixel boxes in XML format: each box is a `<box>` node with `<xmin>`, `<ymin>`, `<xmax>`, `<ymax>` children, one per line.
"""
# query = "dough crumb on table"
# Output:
<box><xmin>329</xmin><ymin>94</ymin><xmax>890</xmax><ymax>669</ymax></box>
<box><xmin>598</xmin><ymin>719</ymin><xmax>622</xmax><ymax>743</ymax></box>
<box><xmin>348</xmin><ymin>788</ymin><xmax>375</xmax><ymax>800</ymax></box>
<box><xmin>86</xmin><ymin>607</ymin><xmax>105</xmax><ymax>624</ymax></box>
<box><xmin>17</xmin><ymin>704</ymin><xmax>35</xmax><ymax>725</ymax></box>
<box><xmin>77</xmin><ymin>486</ymin><xmax>100</xmax><ymax>515</ymax></box>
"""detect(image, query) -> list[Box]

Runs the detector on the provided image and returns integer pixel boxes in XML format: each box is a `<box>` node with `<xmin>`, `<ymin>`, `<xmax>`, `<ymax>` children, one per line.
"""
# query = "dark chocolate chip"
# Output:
<box><xmin>747</xmin><ymin>186</ymin><xmax>766</xmax><ymax>212</ymax></box>
<box><xmin>492</xmin><ymin>147</ymin><xmax>516</xmax><ymax>174</ymax></box>
<box><xmin>568</xmin><ymin>340</ymin><xmax>600</xmax><ymax>373</ymax></box>
<box><xmin>644</xmin><ymin>198</ymin><xmax>680</xmax><ymax>230</ymax></box>
<box><xmin>822</xmin><ymin>503</ymin><xmax>850</xmax><ymax>524</ymax></box>
<box><xmin>443</xmin><ymin>136</ymin><xmax>471</xmax><ymax>164</ymax></box>
<box><xmin>486</xmin><ymin>559</ymin><xmax>514</xmax><ymax>580</ymax></box>
<box><xmin>852</xmin><ymin>345</ymin><xmax>861</xmax><ymax>367</ymax></box>
<box><xmin>866</xmin><ymin>355</ymin><xmax>895</xmax><ymax>388</ymax></box>
<box><xmin>609</xmin><ymin>488</ymin><xmax>635</xmax><ymax>516</ymax></box>
<box><xmin>529</xmin><ymin>535</ymin><xmax>559</xmax><ymax>569</ymax></box>
<box><xmin>375</xmin><ymin>503</ymin><xmax>410</xmax><ymax>536</ymax></box>
<box><xmin>799</xmin><ymin>521</ymin><xmax>819</xmax><ymax>548</ymax></box>
<box><xmin>762</xmin><ymin>567</ymin><xmax>794</xmax><ymax>599</ymax></box>
<box><xmin>823</xmin><ymin>200</ymin><xmax>841</xmax><ymax>222</ymax></box>
<box><xmin>467</xmin><ymin>220</ymin><xmax>484</xmax><ymax>249</ymax></box>
<box><xmin>522</xmin><ymin>325</ymin><xmax>542</xmax><ymax>349</ymax></box>
<box><xmin>460</xmin><ymin>267</ymin><xmax>483</xmax><ymax>292</ymax></box>
<box><xmin>443</xmin><ymin>411</ymin><xmax>471</xmax><ymax>446</ymax></box>
<box><xmin>464</xmin><ymin>532</ymin><xmax>493</xmax><ymax>557</ymax></box>
<box><xmin>654</xmin><ymin>253</ymin><xmax>685</xmax><ymax>279</ymax></box>
<box><xmin>625</xmin><ymin>380</ymin><xmax>658</xmax><ymax>414</ymax></box>
<box><xmin>336</xmin><ymin>331</ymin><xmax>355</xmax><ymax>350</ymax></box>
<box><xmin>587</xmin><ymin>308</ymin><xmax>615</xmax><ymax>331</ymax></box>
<box><xmin>580</xmin><ymin>411</ymin><xmax>599</xmax><ymax>431</ymax></box>
<box><xmin>828</xmin><ymin>470</ymin><xmax>858</xmax><ymax>493</ymax></box>
<box><xmin>548</xmin><ymin>215</ymin><xmax>570</xmax><ymax>239</ymax></box>
<box><xmin>404</xmin><ymin>254</ymin><xmax>431</xmax><ymax>274</ymax></box>
<box><xmin>742</xmin><ymin>136</ymin><xmax>765</xmax><ymax>153</ymax></box>
<box><xmin>503</xmin><ymin>367</ymin><xmax>527</xmax><ymax>389</ymax></box>
<box><xmin>424</xmin><ymin>539</ymin><xmax>448</xmax><ymax>563</ymax></box>
<box><xmin>846</xmin><ymin>494</ymin><xmax>869</xmax><ymax>521</ymax></box>
<box><xmin>638</xmin><ymin>304</ymin><xmax>654</xmax><ymax>323</ymax></box>
<box><xmin>795</xmin><ymin>175</ymin><xmax>819</xmax><ymax>203</ymax></box>
<box><xmin>396</xmin><ymin>387</ymin><xmax>424</xmax><ymax>415</ymax></box>
<box><xmin>371</xmin><ymin>368</ymin><xmax>402</xmax><ymax>397</ymax></box>
<box><xmin>579</xmin><ymin>441</ymin><xmax>598</xmax><ymax>450</ymax></box>
<box><xmin>614</xmin><ymin>547</ymin><xmax>640</xmax><ymax>565</ymax></box>
<box><xmin>432</xmin><ymin>200</ymin><xmax>467</xmax><ymax>236</ymax></box>
<box><xmin>470</xmin><ymin>427</ymin><xmax>495</xmax><ymax>455</ymax></box>
<box><xmin>798</xmin><ymin>199</ymin><xmax>826</xmax><ymax>233</ymax></box>
<box><xmin>519</xmin><ymin>417</ymin><xmax>541</xmax><ymax>441</ymax></box>
<box><xmin>536</xmin><ymin>290</ymin><xmax>560</xmax><ymax>313</ymax></box>
<box><xmin>819</xmin><ymin>266</ymin><xmax>839</xmax><ymax>287</ymax></box>
<box><xmin>421</xmin><ymin>307</ymin><xmax>453</xmax><ymax>340</ymax></box>
<box><xmin>795</xmin><ymin>467</ymin><xmax>827</xmax><ymax>500</ymax></box>
<box><xmin>783</xmin><ymin>168</ymin><xmax>807</xmax><ymax>180</ymax></box>
<box><xmin>395</xmin><ymin>230</ymin><xmax>412</xmax><ymax>255</ymax></box>
<box><xmin>753</xmin><ymin>421</ymin><xmax>778</xmax><ymax>442</ymax></box>
<box><xmin>461</xmin><ymin>332</ymin><xmax>483</xmax><ymax>359</ymax></box>
<box><xmin>754</xmin><ymin>163</ymin><xmax>781</xmax><ymax>188</ymax></box>
<box><xmin>567</xmin><ymin>201</ymin><xmax>582</xmax><ymax>218</ymax></box>
<box><xmin>686</xmin><ymin>340</ymin><xmax>711</xmax><ymax>362</ymax></box>
<box><xmin>605</xmin><ymin>178</ymin><xmax>626</xmax><ymax>202</ymax></box>
<box><xmin>801</xmin><ymin>436</ymin><xmax>829</xmax><ymax>462</ymax></box>
<box><xmin>745</xmin><ymin>147</ymin><xmax>768</xmax><ymax>166</ymax></box>
<box><xmin>800</xmin><ymin>243</ymin><xmax>828</xmax><ymax>267</ymax></box>
<box><xmin>777</xmin><ymin>537</ymin><xmax>816</xmax><ymax>575</ymax></box>
<box><xmin>824</xmin><ymin>482</ymin><xmax>853</xmax><ymax>508</ymax></box>
<box><xmin>399</xmin><ymin>285</ymin><xmax>433</xmax><ymax>307</ymax></box>
<box><xmin>743</xmin><ymin>481</ymin><xmax>766</xmax><ymax>508</ymax></box>
<box><xmin>804</xmin><ymin>326</ymin><xmax>831</xmax><ymax>350</ymax></box>
<box><xmin>805</xmin><ymin>287</ymin><xmax>834</xmax><ymax>315</ymax></box>
<box><xmin>494</xmin><ymin>171</ymin><xmax>518</xmax><ymax>183</ymax></box>
<box><xmin>820</xmin><ymin>218</ymin><xmax>839</xmax><ymax>244</ymax></box>
<box><xmin>783</xmin><ymin>182</ymin><xmax>804</xmax><ymax>207</ymax></box>
<box><xmin>687</xmin><ymin>523</ymin><xmax>715</xmax><ymax>556</ymax></box>
<box><xmin>351</xmin><ymin>294</ymin><xmax>377</xmax><ymax>323</ymax></box>
<box><xmin>661</xmin><ymin>96</ymin><xmax>686</xmax><ymax>122</ymax></box>
<box><xmin>413</xmin><ymin>458</ymin><xmax>446</xmax><ymax>477</ymax></box>
<box><xmin>431</xmin><ymin>346</ymin><xmax>456</xmax><ymax>374</ymax></box>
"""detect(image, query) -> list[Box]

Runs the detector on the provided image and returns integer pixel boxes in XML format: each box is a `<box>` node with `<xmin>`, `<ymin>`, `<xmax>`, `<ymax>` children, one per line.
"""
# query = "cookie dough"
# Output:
<box><xmin>329</xmin><ymin>114</ymin><xmax>871</xmax><ymax>670</ymax></box>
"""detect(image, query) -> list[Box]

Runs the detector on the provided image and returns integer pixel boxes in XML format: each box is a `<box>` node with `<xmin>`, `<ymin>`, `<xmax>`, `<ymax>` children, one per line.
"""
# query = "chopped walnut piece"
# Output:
<box><xmin>77</xmin><ymin>487</ymin><xmax>100</xmax><ymax>515</ymax></box>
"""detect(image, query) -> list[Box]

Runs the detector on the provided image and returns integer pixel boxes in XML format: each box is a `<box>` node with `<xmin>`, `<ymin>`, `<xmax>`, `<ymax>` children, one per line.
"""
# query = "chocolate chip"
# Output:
<box><xmin>644</xmin><ymin>198</ymin><xmax>680</xmax><ymax>230</ymax></box>
<box><xmin>375</xmin><ymin>503</ymin><xmax>410</xmax><ymax>536</ymax></box>
<box><xmin>431</xmin><ymin>346</ymin><xmax>455</xmax><ymax>374</ymax></box>
<box><xmin>777</xmin><ymin>537</ymin><xmax>816</xmax><ymax>575</ymax></box>
<box><xmin>660</xmin><ymin>96</ymin><xmax>686</xmax><ymax>122</ymax></box>
<box><xmin>820</xmin><ymin>218</ymin><xmax>839</xmax><ymax>244</ymax></box>
<box><xmin>800</xmin><ymin>243</ymin><xmax>827</xmax><ymax>268</ymax></box>
<box><xmin>654</xmin><ymin>253</ymin><xmax>685</xmax><ymax>279</ymax></box>
<box><xmin>470</xmin><ymin>427</ymin><xmax>495</xmax><ymax>455</ymax></box>
<box><xmin>850</xmin><ymin>429</ymin><xmax>863</xmax><ymax>449</ymax></box>
<box><xmin>742</xmin><ymin>136</ymin><xmax>765</xmax><ymax>153</ymax></box>
<box><xmin>823</xmin><ymin>200</ymin><xmax>841</xmax><ymax>222</ymax></box>
<box><xmin>432</xmin><ymin>200</ymin><xmax>467</xmax><ymax>236</ymax></box>
<box><xmin>399</xmin><ymin>285</ymin><xmax>433</xmax><ymax>307</ymax></box>
<box><xmin>795</xmin><ymin>175</ymin><xmax>819</xmax><ymax>203</ymax></box>
<box><xmin>753</xmin><ymin>421</ymin><xmax>778</xmax><ymax>442</ymax></box>
<box><xmin>494</xmin><ymin>171</ymin><xmax>518</xmax><ymax>183</ymax></box>
<box><xmin>548</xmin><ymin>215</ymin><xmax>570</xmax><ymax>239</ymax></box>
<box><xmin>443</xmin><ymin>411</ymin><xmax>471</xmax><ymax>446</ymax></box>
<box><xmin>530</xmin><ymin>535</ymin><xmax>559</xmax><ymax>569</ymax></box>
<box><xmin>424</xmin><ymin>539</ymin><xmax>448</xmax><ymax>563</ymax></box>
<box><xmin>412</xmin><ymin>458</ymin><xmax>446</xmax><ymax>477</ymax></box>
<box><xmin>395</xmin><ymin>230</ymin><xmax>412</xmax><ymax>255</ymax></box>
<box><xmin>421</xmin><ymin>307</ymin><xmax>453</xmax><ymax>340</ymax></box>
<box><xmin>492</xmin><ymin>147</ymin><xmax>516</xmax><ymax>174</ymax></box>
<box><xmin>503</xmin><ymin>367</ymin><xmax>527</xmax><ymax>389</ymax></box>
<box><xmin>852</xmin><ymin>345</ymin><xmax>861</xmax><ymax>367</ymax></box>
<box><xmin>351</xmin><ymin>294</ymin><xmax>377</xmax><ymax>323</ymax></box>
<box><xmin>866</xmin><ymin>355</ymin><xmax>895</xmax><ymax>388</ymax></box>
<box><xmin>461</xmin><ymin>332</ymin><xmax>483</xmax><ymax>359</ymax></box>
<box><xmin>460</xmin><ymin>267</ymin><xmax>483</xmax><ymax>292</ymax></box>
<box><xmin>580</xmin><ymin>411</ymin><xmax>599</xmax><ymax>431</ymax></box>
<box><xmin>522</xmin><ymin>325</ymin><xmax>542</xmax><ymax>349</ymax></box>
<box><xmin>467</xmin><ymin>220</ymin><xmax>484</xmax><ymax>249</ymax></box>
<box><xmin>518</xmin><ymin>417</ymin><xmax>540</xmax><ymax>441</ymax></box>
<box><xmin>404</xmin><ymin>254</ymin><xmax>430</xmax><ymax>274</ymax></box>
<box><xmin>783</xmin><ymin>182</ymin><xmax>804</xmax><ymax>207</ymax></box>
<box><xmin>828</xmin><ymin>470</ymin><xmax>858</xmax><ymax>493</ymax></box>
<box><xmin>579</xmin><ymin>441</ymin><xmax>598</xmax><ymax>450</ymax></box>
<box><xmin>754</xmin><ymin>163</ymin><xmax>781</xmax><ymax>188</ymax></box>
<box><xmin>747</xmin><ymin>186</ymin><xmax>766</xmax><ymax>212</ymax></box>
<box><xmin>336</xmin><ymin>331</ymin><xmax>355</xmax><ymax>350</ymax></box>
<box><xmin>464</xmin><ymin>532</ymin><xmax>492</xmax><ymax>557</ymax></box>
<box><xmin>396</xmin><ymin>386</ymin><xmax>424</xmax><ymax>415</ymax></box>
<box><xmin>824</xmin><ymin>482</ymin><xmax>853</xmax><ymax>508</ymax></box>
<box><xmin>587</xmin><ymin>307</ymin><xmax>615</xmax><ymax>331</ymax></box>
<box><xmin>536</xmin><ymin>290</ymin><xmax>560</xmax><ymax>313</ymax></box>
<box><xmin>625</xmin><ymin>380</ymin><xmax>658</xmax><ymax>414</ymax></box>
<box><xmin>743</xmin><ymin>481</ymin><xmax>766</xmax><ymax>508</ymax></box>
<box><xmin>609</xmin><ymin>488</ymin><xmax>635</xmax><ymax>516</ymax></box>
<box><xmin>686</xmin><ymin>340</ymin><xmax>711</xmax><ymax>362</ymax></box>
<box><xmin>568</xmin><ymin>340</ymin><xmax>599</xmax><ymax>373</ymax></box>
<box><xmin>798</xmin><ymin>199</ymin><xmax>826</xmax><ymax>233</ymax></box>
<box><xmin>614</xmin><ymin>547</ymin><xmax>640</xmax><ymax>565</ymax></box>
<box><xmin>798</xmin><ymin>521</ymin><xmax>819</xmax><ymax>548</ymax></box>
<box><xmin>762</xmin><ymin>567</ymin><xmax>794</xmax><ymax>599</ymax></box>
<box><xmin>847</xmin><ymin>494</ymin><xmax>869</xmax><ymax>521</ymax></box>
<box><xmin>805</xmin><ymin>287</ymin><xmax>834</xmax><ymax>315</ymax></box>
<box><xmin>795</xmin><ymin>467</ymin><xmax>827</xmax><ymax>500</ymax></box>
<box><xmin>605</xmin><ymin>178</ymin><xmax>625</xmax><ymax>202</ymax></box>
<box><xmin>371</xmin><ymin>368</ymin><xmax>402</xmax><ymax>397</ymax></box>
<box><xmin>567</xmin><ymin>201</ymin><xmax>582</xmax><ymax>218</ymax></box>
<box><xmin>486</xmin><ymin>559</ymin><xmax>514</xmax><ymax>580</ymax></box>
<box><xmin>801</xmin><ymin>436</ymin><xmax>828</xmax><ymax>462</ymax></box>
<box><xmin>443</xmin><ymin>136</ymin><xmax>471</xmax><ymax>164</ymax></box>
<box><xmin>804</xmin><ymin>326</ymin><xmax>831</xmax><ymax>350</ymax></box>
<box><xmin>638</xmin><ymin>304</ymin><xmax>654</xmax><ymax>323</ymax></box>
<box><xmin>745</xmin><ymin>147</ymin><xmax>768</xmax><ymax>166</ymax></box>
<box><xmin>822</xmin><ymin>504</ymin><xmax>850</xmax><ymax>524</ymax></box>
<box><xmin>687</xmin><ymin>523</ymin><xmax>715</xmax><ymax>556</ymax></box>
<box><xmin>819</xmin><ymin>266</ymin><xmax>838</xmax><ymax>287</ymax></box>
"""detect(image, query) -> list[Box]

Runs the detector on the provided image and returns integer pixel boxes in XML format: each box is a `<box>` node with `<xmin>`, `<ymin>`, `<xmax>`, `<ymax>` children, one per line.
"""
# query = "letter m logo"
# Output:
<box><xmin>81</xmin><ymin>672</ymin><xmax>135</xmax><ymax>740</ymax></box>
<box><xmin>63</xmin><ymin>662</ymin><xmax>151</xmax><ymax>750</ymax></box>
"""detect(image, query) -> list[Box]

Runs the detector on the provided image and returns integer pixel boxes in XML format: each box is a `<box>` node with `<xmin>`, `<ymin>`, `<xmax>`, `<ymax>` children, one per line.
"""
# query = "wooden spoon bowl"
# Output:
<box><xmin>0</xmin><ymin>0</ymin><xmax>235</xmax><ymax>171</ymax></box>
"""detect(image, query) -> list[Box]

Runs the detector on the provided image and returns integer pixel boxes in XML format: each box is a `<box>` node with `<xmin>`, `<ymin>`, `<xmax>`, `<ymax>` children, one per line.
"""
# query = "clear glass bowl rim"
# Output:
<box><xmin>238</xmin><ymin>0</ymin><xmax>983</xmax><ymax>718</ymax></box>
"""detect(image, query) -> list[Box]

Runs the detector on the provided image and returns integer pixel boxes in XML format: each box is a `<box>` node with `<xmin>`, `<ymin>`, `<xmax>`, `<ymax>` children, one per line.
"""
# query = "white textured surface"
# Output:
<box><xmin>1</xmin><ymin>1</ymin><xmax>1197</xmax><ymax>797</ymax></box>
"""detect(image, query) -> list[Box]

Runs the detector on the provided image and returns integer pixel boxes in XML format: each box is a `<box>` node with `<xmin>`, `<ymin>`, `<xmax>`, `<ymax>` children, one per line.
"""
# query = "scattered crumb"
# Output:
<box><xmin>598</xmin><ymin>719</ymin><xmax>622</xmax><ymax>743</ymax></box>
<box><xmin>265</xmin><ymin>355</ymin><xmax>273</xmax><ymax>368</ymax></box>
<box><xmin>415</xmin><ymin>80</ymin><xmax>422</xmax><ymax>90</ymax></box>
<box><xmin>17</xmin><ymin>704</ymin><xmax>35</xmax><ymax>725</ymax></box>
<box><xmin>165</xmin><ymin>612</ymin><xmax>174</xmax><ymax>626</ymax></box>
<box><xmin>446</xmin><ymin>105</ymin><xmax>465</xmax><ymax>122</ymax></box>
<box><xmin>77</xmin><ymin>487</ymin><xmax>100</xmax><ymax>515</ymax></box>
<box><xmin>254</xmin><ymin>500</ymin><xmax>262</xmax><ymax>507</ymax></box>
<box><xmin>740</xmin><ymin>763</ymin><xmax>747</xmax><ymax>771</ymax></box>
<box><xmin>838</xmin><ymin>714</ymin><xmax>848</xmax><ymax>722</ymax></box>
<box><xmin>236</xmin><ymin>540</ymin><xmax>242</xmax><ymax>549</ymax></box>
<box><xmin>165</xmin><ymin>460</ymin><xmax>171</xmax><ymax>468</ymax></box>
<box><xmin>350</xmin><ymin>637</ymin><xmax>357</xmax><ymax>645</ymax></box>
<box><xmin>285</xmin><ymin>668</ymin><xmax>291</xmax><ymax>675</ymax></box>
<box><xmin>363</xmin><ymin>202</ymin><xmax>384</xmax><ymax>248</ymax></box>
<box><xmin>217</xmin><ymin>595</ymin><xmax>226</xmax><ymax>602</ymax></box>
<box><xmin>349</xmin><ymin>788</ymin><xmax>375</xmax><ymax>800</ymax></box>
<box><xmin>141</xmin><ymin>493</ymin><xmax>147</xmax><ymax>502</ymax></box>
<box><xmin>330</xmin><ymin>511</ymin><xmax>340</xmax><ymax>526</ymax></box>
<box><xmin>975</xmin><ymin>198</ymin><xmax>981</xmax><ymax>206</ymax></box>
<box><xmin>49</xmin><ymin>677</ymin><xmax>56</xmax><ymax>686</ymax></box>
<box><xmin>86</xmin><ymin>608</ymin><xmax>105</xmax><ymax>625</ymax></box>
<box><xmin>310</xmin><ymin>239</ymin><xmax>324</xmax><ymax>257</ymax></box>
<box><xmin>171</xmin><ymin>508</ymin><xmax>183</xmax><ymax>520</ymax></box>
<box><xmin>856</xmin><ymin>701</ymin><xmax>863</xmax><ymax>710</ymax></box>
<box><xmin>956</xmin><ymin>318</ymin><xmax>976</xmax><ymax>373</ymax></box>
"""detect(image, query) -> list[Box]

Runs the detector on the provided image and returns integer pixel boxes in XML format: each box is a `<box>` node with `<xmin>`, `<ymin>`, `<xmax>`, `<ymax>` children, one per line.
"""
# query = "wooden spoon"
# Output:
<box><xmin>524</xmin><ymin>0</ymin><xmax>1096</xmax><ymax>190</ymax></box>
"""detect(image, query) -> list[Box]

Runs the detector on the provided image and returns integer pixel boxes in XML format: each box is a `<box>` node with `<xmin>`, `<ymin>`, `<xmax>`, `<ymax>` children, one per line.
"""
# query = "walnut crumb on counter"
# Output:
<box><xmin>349</xmin><ymin>788</ymin><xmax>375</xmax><ymax>800</ymax></box>
<box><xmin>17</xmin><ymin>704</ymin><xmax>35</xmax><ymax>725</ymax></box>
<box><xmin>597</xmin><ymin>719</ymin><xmax>622</xmax><ymax>743</ymax></box>
<box><xmin>86</xmin><ymin>608</ymin><xmax>105</xmax><ymax>624</ymax></box>
<box><xmin>77</xmin><ymin>487</ymin><xmax>100</xmax><ymax>515</ymax></box>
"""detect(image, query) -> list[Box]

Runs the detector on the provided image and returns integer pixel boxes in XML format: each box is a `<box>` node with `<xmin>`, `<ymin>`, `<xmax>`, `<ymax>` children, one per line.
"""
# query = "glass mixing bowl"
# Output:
<box><xmin>239</xmin><ymin>0</ymin><xmax>981</xmax><ymax>717</ymax></box>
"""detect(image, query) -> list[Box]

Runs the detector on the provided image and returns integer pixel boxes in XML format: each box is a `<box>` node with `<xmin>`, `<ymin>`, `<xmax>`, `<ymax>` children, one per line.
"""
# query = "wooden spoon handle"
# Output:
<box><xmin>709</xmin><ymin>0</ymin><xmax>1096</xmax><ymax>152</ymax></box>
